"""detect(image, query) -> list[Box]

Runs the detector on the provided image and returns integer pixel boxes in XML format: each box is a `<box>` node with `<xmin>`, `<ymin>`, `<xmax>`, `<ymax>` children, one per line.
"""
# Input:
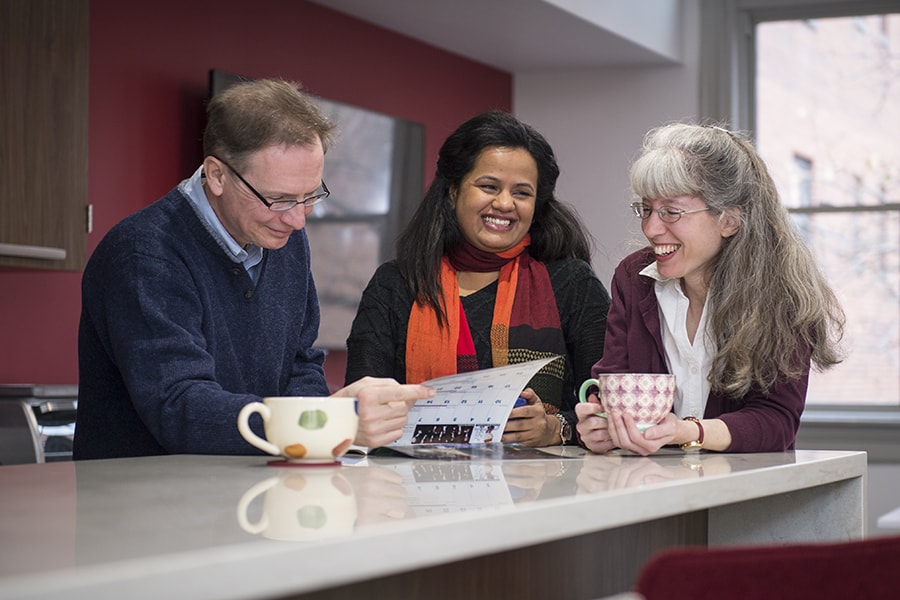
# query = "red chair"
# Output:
<box><xmin>634</xmin><ymin>535</ymin><xmax>900</xmax><ymax>600</ymax></box>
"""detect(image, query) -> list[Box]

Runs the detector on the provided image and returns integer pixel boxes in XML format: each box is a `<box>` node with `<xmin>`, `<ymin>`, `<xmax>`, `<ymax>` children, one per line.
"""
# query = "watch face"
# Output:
<box><xmin>680</xmin><ymin>441</ymin><xmax>702</xmax><ymax>451</ymax></box>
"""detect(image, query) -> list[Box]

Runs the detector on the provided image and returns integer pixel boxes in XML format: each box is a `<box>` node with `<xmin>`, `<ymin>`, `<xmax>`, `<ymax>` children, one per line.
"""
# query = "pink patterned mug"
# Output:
<box><xmin>578</xmin><ymin>373</ymin><xmax>676</xmax><ymax>430</ymax></box>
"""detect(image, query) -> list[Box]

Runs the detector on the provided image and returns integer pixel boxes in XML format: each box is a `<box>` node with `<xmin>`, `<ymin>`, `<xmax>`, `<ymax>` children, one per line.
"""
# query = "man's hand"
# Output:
<box><xmin>333</xmin><ymin>377</ymin><xmax>434</xmax><ymax>448</ymax></box>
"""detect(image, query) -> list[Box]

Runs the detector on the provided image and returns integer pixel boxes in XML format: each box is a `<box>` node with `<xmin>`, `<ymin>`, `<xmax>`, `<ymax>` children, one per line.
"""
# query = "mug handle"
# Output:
<box><xmin>235</xmin><ymin>476</ymin><xmax>278</xmax><ymax>535</ymax></box>
<box><xmin>237</xmin><ymin>402</ymin><xmax>280</xmax><ymax>456</ymax></box>
<box><xmin>578</xmin><ymin>378</ymin><xmax>607</xmax><ymax>418</ymax></box>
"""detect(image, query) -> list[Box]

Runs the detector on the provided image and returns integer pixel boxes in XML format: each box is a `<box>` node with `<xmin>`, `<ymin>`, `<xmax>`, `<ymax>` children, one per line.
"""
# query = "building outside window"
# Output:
<box><xmin>754</xmin><ymin>9</ymin><xmax>899</xmax><ymax>407</ymax></box>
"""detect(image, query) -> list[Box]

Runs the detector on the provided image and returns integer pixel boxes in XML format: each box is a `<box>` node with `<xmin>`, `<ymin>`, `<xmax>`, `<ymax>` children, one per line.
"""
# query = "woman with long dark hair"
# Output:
<box><xmin>346</xmin><ymin>111</ymin><xmax>610</xmax><ymax>447</ymax></box>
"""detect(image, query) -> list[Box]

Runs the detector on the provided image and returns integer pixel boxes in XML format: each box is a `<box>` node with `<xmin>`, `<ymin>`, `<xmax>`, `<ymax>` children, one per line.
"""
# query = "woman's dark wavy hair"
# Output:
<box><xmin>396</xmin><ymin>110</ymin><xmax>593</xmax><ymax>326</ymax></box>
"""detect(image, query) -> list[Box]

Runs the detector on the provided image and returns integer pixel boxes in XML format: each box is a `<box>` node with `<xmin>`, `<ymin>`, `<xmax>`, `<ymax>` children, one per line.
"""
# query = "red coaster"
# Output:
<box><xmin>266</xmin><ymin>459</ymin><xmax>342</xmax><ymax>468</ymax></box>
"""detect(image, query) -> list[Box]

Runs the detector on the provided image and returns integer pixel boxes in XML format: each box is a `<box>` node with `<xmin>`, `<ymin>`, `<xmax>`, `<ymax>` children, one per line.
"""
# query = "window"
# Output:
<box><xmin>755</xmin><ymin>11</ymin><xmax>900</xmax><ymax>407</ymax></box>
<box><xmin>701</xmin><ymin>0</ymin><xmax>899</xmax><ymax>410</ymax></box>
<box><xmin>791</xmin><ymin>155</ymin><xmax>814</xmax><ymax>238</ymax></box>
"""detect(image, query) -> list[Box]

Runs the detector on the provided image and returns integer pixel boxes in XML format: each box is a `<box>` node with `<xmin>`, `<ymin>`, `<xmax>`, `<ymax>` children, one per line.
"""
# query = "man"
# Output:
<box><xmin>73</xmin><ymin>79</ymin><xmax>432</xmax><ymax>460</ymax></box>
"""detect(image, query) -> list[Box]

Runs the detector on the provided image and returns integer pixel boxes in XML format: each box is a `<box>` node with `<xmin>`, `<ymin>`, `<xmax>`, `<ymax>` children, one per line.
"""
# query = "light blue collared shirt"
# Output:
<box><xmin>179</xmin><ymin>166</ymin><xmax>264</xmax><ymax>283</ymax></box>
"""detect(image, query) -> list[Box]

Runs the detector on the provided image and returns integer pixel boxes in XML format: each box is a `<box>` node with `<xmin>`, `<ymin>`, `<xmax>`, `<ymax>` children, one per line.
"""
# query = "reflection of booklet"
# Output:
<box><xmin>379</xmin><ymin>443</ymin><xmax>588</xmax><ymax>461</ymax></box>
<box><xmin>349</xmin><ymin>357</ymin><xmax>560</xmax><ymax>458</ymax></box>
<box><xmin>382</xmin><ymin>460</ymin><xmax>513</xmax><ymax>514</ymax></box>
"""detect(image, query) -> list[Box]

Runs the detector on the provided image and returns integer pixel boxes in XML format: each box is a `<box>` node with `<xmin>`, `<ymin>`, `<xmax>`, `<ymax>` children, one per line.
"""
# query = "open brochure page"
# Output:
<box><xmin>390</xmin><ymin>357</ymin><xmax>557</xmax><ymax>447</ymax></box>
<box><xmin>347</xmin><ymin>357</ymin><xmax>572</xmax><ymax>459</ymax></box>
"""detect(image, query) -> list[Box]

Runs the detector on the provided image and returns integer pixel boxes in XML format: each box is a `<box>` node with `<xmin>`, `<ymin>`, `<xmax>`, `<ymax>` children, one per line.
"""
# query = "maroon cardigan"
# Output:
<box><xmin>593</xmin><ymin>248</ymin><xmax>808</xmax><ymax>452</ymax></box>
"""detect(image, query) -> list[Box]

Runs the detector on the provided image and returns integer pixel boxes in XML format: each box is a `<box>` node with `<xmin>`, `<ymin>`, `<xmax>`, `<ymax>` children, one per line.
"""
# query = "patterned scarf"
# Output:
<box><xmin>406</xmin><ymin>236</ymin><xmax>566</xmax><ymax>402</ymax></box>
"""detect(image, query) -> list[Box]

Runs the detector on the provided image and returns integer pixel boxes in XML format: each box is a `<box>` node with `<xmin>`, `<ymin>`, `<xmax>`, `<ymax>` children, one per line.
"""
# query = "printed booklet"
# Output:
<box><xmin>348</xmin><ymin>356</ymin><xmax>585</xmax><ymax>460</ymax></box>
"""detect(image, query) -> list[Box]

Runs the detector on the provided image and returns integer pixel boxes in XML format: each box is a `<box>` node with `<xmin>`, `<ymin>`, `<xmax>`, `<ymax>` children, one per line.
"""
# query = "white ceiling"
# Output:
<box><xmin>308</xmin><ymin>0</ymin><xmax>683</xmax><ymax>72</ymax></box>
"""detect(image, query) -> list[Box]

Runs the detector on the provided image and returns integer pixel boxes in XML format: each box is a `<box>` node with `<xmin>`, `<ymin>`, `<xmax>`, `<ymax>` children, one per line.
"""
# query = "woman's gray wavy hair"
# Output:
<box><xmin>630</xmin><ymin>122</ymin><xmax>845</xmax><ymax>398</ymax></box>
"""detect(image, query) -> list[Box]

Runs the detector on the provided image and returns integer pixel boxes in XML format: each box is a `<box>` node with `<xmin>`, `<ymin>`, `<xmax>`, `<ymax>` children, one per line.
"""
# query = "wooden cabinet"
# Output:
<box><xmin>0</xmin><ymin>0</ymin><xmax>89</xmax><ymax>271</ymax></box>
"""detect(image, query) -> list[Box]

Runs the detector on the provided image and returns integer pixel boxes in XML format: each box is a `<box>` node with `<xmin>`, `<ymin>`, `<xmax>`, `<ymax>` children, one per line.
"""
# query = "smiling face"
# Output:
<box><xmin>640</xmin><ymin>195</ymin><xmax>738</xmax><ymax>296</ymax></box>
<box><xmin>203</xmin><ymin>141</ymin><xmax>325</xmax><ymax>250</ymax></box>
<box><xmin>450</xmin><ymin>146</ymin><xmax>538</xmax><ymax>254</ymax></box>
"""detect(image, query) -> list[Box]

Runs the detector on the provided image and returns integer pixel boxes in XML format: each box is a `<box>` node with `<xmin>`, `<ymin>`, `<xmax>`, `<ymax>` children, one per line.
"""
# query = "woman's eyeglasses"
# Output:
<box><xmin>630</xmin><ymin>202</ymin><xmax>710</xmax><ymax>223</ymax></box>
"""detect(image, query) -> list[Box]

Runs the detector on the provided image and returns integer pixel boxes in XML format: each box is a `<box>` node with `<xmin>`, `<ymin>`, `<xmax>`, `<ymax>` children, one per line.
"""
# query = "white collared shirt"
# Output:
<box><xmin>639</xmin><ymin>261</ymin><xmax>714</xmax><ymax>419</ymax></box>
<box><xmin>179</xmin><ymin>166</ymin><xmax>264</xmax><ymax>283</ymax></box>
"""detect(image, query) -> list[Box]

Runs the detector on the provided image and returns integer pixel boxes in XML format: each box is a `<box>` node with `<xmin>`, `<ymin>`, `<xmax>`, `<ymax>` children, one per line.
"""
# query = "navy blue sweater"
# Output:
<box><xmin>74</xmin><ymin>188</ymin><xmax>328</xmax><ymax>459</ymax></box>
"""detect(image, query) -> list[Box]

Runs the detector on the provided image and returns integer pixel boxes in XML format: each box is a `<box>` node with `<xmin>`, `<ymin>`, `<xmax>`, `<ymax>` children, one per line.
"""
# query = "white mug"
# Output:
<box><xmin>237</xmin><ymin>396</ymin><xmax>359</xmax><ymax>463</ymax></box>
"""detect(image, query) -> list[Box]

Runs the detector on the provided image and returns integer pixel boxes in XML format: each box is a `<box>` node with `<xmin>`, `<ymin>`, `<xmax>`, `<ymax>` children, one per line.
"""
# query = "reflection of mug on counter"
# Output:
<box><xmin>236</xmin><ymin>471</ymin><xmax>357</xmax><ymax>542</ymax></box>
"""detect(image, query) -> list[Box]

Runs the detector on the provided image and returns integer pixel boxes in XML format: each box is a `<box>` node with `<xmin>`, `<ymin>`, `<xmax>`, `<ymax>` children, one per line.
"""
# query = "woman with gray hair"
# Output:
<box><xmin>576</xmin><ymin>122</ymin><xmax>845</xmax><ymax>455</ymax></box>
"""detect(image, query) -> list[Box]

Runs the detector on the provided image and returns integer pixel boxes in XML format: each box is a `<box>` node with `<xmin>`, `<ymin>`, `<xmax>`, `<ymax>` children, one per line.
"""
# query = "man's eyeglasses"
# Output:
<box><xmin>212</xmin><ymin>155</ymin><xmax>330</xmax><ymax>212</ymax></box>
<box><xmin>630</xmin><ymin>202</ymin><xmax>710</xmax><ymax>223</ymax></box>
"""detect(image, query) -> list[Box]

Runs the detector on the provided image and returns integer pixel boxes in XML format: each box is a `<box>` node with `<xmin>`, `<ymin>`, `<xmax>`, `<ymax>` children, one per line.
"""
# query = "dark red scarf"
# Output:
<box><xmin>406</xmin><ymin>235</ymin><xmax>565</xmax><ymax>385</ymax></box>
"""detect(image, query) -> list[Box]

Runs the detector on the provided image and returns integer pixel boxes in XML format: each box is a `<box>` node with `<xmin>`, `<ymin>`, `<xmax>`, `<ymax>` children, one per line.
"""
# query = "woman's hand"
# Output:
<box><xmin>501</xmin><ymin>388</ymin><xmax>559</xmax><ymax>447</ymax></box>
<box><xmin>606</xmin><ymin>411</ymin><xmax>678</xmax><ymax>456</ymax></box>
<box><xmin>575</xmin><ymin>393</ymin><xmax>617</xmax><ymax>454</ymax></box>
<box><xmin>333</xmin><ymin>377</ymin><xmax>434</xmax><ymax>448</ymax></box>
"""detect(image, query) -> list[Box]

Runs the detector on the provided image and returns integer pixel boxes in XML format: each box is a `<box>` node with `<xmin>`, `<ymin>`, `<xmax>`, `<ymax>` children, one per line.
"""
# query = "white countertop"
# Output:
<box><xmin>0</xmin><ymin>449</ymin><xmax>866</xmax><ymax>600</ymax></box>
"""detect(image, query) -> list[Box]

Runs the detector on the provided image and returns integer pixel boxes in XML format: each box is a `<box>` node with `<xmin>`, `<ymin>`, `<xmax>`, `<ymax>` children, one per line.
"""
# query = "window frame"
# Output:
<box><xmin>700</xmin><ymin>0</ymin><xmax>900</xmax><ymax>461</ymax></box>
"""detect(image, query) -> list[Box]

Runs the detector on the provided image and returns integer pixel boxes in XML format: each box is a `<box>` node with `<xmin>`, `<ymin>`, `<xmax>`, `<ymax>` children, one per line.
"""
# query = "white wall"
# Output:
<box><xmin>868</xmin><ymin>464</ymin><xmax>900</xmax><ymax>538</ymax></box>
<box><xmin>546</xmin><ymin>0</ymin><xmax>684</xmax><ymax>62</ymax></box>
<box><xmin>513</xmin><ymin>0</ymin><xmax>700</xmax><ymax>287</ymax></box>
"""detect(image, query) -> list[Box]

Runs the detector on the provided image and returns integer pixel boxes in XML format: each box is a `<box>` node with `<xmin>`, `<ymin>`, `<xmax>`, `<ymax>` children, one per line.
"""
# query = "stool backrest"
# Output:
<box><xmin>635</xmin><ymin>535</ymin><xmax>900</xmax><ymax>600</ymax></box>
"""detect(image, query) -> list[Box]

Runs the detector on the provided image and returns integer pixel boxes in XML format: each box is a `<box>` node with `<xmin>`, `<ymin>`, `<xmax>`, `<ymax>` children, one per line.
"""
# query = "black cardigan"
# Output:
<box><xmin>344</xmin><ymin>258</ymin><xmax>610</xmax><ymax>432</ymax></box>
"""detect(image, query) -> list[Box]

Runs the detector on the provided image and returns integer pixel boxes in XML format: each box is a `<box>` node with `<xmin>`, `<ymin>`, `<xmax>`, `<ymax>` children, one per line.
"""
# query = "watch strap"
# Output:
<box><xmin>555</xmin><ymin>413</ymin><xmax>572</xmax><ymax>444</ymax></box>
<box><xmin>680</xmin><ymin>416</ymin><xmax>704</xmax><ymax>451</ymax></box>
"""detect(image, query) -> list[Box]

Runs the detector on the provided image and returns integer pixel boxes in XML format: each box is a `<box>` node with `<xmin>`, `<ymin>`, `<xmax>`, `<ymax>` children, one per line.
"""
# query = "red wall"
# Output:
<box><xmin>0</xmin><ymin>0</ymin><xmax>511</xmax><ymax>386</ymax></box>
